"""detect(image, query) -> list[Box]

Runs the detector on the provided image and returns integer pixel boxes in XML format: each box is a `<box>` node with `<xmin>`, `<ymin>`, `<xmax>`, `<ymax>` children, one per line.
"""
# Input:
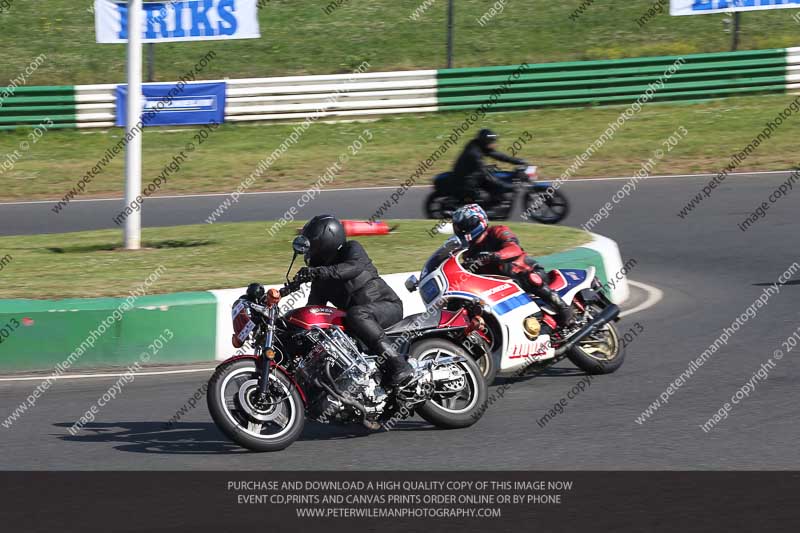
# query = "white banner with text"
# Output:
<box><xmin>95</xmin><ymin>0</ymin><xmax>261</xmax><ymax>43</ymax></box>
<box><xmin>670</xmin><ymin>0</ymin><xmax>800</xmax><ymax>16</ymax></box>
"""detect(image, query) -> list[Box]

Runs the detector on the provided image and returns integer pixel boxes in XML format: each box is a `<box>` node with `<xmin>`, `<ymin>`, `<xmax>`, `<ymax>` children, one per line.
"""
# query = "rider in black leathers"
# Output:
<box><xmin>450</xmin><ymin>129</ymin><xmax>527</xmax><ymax>205</ymax></box>
<box><xmin>296</xmin><ymin>215</ymin><xmax>415</xmax><ymax>387</ymax></box>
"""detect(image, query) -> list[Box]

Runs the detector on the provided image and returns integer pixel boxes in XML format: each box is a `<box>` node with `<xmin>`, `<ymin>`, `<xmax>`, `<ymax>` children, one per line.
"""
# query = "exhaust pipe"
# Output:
<box><xmin>554</xmin><ymin>304</ymin><xmax>620</xmax><ymax>356</ymax></box>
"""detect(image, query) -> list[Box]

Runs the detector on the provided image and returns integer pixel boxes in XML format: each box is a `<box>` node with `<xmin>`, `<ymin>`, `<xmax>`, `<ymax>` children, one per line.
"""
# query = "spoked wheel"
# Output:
<box><xmin>410</xmin><ymin>338</ymin><xmax>488</xmax><ymax>428</ymax></box>
<box><xmin>567</xmin><ymin>305</ymin><xmax>626</xmax><ymax>374</ymax></box>
<box><xmin>207</xmin><ymin>359</ymin><xmax>305</xmax><ymax>452</ymax></box>
<box><xmin>523</xmin><ymin>188</ymin><xmax>569</xmax><ymax>224</ymax></box>
<box><xmin>425</xmin><ymin>191</ymin><xmax>456</xmax><ymax>220</ymax></box>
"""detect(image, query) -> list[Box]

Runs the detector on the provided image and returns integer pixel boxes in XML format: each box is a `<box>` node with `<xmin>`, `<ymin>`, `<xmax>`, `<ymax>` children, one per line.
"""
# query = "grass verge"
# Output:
<box><xmin>0</xmin><ymin>220</ymin><xmax>589</xmax><ymax>299</ymax></box>
<box><xmin>2</xmin><ymin>1</ymin><xmax>799</xmax><ymax>85</ymax></box>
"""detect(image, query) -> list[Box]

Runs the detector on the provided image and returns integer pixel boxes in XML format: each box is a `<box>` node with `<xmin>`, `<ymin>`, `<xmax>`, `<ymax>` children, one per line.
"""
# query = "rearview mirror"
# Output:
<box><xmin>405</xmin><ymin>275</ymin><xmax>419</xmax><ymax>292</ymax></box>
<box><xmin>445</xmin><ymin>235</ymin><xmax>463</xmax><ymax>250</ymax></box>
<box><xmin>292</xmin><ymin>235</ymin><xmax>311</xmax><ymax>255</ymax></box>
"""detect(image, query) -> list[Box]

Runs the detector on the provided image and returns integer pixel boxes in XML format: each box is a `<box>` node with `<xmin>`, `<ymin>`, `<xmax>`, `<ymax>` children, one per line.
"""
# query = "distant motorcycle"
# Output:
<box><xmin>425</xmin><ymin>165</ymin><xmax>569</xmax><ymax>224</ymax></box>
<box><xmin>405</xmin><ymin>237</ymin><xmax>624</xmax><ymax>384</ymax></box>
<box><xmin>207</xmin><ymin>236</ymin><xmax>488</xmax><ymax>452</ymax></box>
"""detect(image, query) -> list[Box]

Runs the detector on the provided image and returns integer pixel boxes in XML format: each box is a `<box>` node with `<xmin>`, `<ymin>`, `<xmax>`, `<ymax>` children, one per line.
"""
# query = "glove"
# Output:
<box><xmin>476</xmin><ymin>252</ymin><xmax>499</xmax><ymax>265</ymax></box>
<box><xmin>296</xmin><ymin>267</ymin><xmax>319</xmax><ymax>283</ymax></box>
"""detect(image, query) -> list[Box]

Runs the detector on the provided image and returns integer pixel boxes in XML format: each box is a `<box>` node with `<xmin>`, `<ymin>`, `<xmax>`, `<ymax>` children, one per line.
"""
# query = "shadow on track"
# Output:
<box><xmin>51</xmin><ymin>418</ymin><xmax>435</xmax><ymax>454</ymax></box>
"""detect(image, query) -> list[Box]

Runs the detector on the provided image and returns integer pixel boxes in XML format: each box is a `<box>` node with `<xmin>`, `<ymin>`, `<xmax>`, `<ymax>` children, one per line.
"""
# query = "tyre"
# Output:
<box><xmin>425</xmin><ymin>191</ymin><xmax>455</xmax><ymax>220</ymax></box>
<box><xmin>567</xmin><ymin>305</ymin><xmax>626</xmax><ymax>374</ymax></box>
<box><xmin>411</xmin><ymin>338</ymin><xmax>488</xmax><ymax>428</ymax></box>
<box><xmin>523</xmin><ymin>188</ymin><xmax>569</xmax><ymax>224</ymax></box>
<box><xmin>467</xmin><ymin>334</ymin><xmax>499</xmax><ymax>385</ymax></box>
<box><xmin>207</xmin><ymin>359</ymin><xmax>305</xmax><ymax>452</ymax></box>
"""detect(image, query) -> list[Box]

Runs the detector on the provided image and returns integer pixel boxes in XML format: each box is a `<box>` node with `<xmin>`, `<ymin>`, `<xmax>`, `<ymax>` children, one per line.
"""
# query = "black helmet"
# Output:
<box><xmin>300</xmin><ymin>214</ymin><xmax>346</xmax><ymax>266</ymax></box>
<box><xmin>477</xmin><ymin>128</ymin><xmax>498</xmax><ymax>150</ymax></box>
<box><xmin>245</xmin><ymin>283</ymin><xmax>266</xmax><ymax>303</ymax></box>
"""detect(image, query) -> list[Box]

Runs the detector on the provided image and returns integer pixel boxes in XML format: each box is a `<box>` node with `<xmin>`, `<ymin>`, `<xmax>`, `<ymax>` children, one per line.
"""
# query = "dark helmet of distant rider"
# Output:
<box><xmin>300</xmin><ymin>214</ymin><xmax>346</xmax><ymax>267</ymax></box>
<box><xmin>476</xmin><ymin>128</ymin><xmax>499</xmax><ymax>153</ymax></box>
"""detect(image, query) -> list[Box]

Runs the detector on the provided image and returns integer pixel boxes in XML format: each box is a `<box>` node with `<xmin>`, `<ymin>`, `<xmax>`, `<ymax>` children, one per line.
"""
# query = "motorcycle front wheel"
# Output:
<box><xmin>207</xmin><ymin>359</ymin><xmax>305</xmax><ymax>452</ymax></box>
<box><xmin>523</xmin><ymin>188</ymin><xmax>569</xmax><ymax>224</ymax></box>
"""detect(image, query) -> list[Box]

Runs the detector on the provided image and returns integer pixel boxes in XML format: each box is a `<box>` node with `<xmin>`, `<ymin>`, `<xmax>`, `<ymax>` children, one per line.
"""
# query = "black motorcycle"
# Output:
<box><xmin>425</xmin><ymin>165</ymin><xmax>569</xmax><ymax>224</ymax></box>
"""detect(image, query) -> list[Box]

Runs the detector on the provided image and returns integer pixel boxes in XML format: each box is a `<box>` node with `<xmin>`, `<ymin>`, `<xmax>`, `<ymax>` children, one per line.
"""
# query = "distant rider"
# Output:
<box><xmin>296</xmin><ymin>214</ymin><xmax>415</xmax><ymax>387</ymax></box>
<box><xmin>452</xmin><ymin>204</ymin><xmax>574</xmax><ymax>327</ymax></box>
<box><xmin>450</xmin><ymin>129</ymin><xmax>528</xmax><ymax>206</ymax></box>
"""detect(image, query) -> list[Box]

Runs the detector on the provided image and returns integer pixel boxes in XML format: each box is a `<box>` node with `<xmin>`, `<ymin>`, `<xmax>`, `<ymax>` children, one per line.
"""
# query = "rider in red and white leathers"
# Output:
<box><xmin>453</xmin><ymin>204</ymin><xmax>575</xmax><ymax>326</ymax></box>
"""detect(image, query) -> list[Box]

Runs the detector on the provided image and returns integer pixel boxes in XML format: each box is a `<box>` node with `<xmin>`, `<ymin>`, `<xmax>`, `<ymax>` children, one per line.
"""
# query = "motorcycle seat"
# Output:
<box><xmin>384</xmin><ymin>311</ymin><xmax>441</xmax><ymax>336</ymax></box>
<box><xmin>547</xmin><ymin>269</ymin><xmax>568</xmax><ymax>291</ymax></box>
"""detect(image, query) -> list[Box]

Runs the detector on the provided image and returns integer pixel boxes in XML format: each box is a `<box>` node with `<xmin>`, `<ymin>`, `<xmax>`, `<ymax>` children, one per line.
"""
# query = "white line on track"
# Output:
<box><xmin>620</xmin><ymin>280</ymin><xmax>663</xmax><ymax>318</ymax></box>
<box><xmin>0</xmin><ymin>170</ymin><xmax>794</xmax><ymax>206</ymax></box>
<box><xmin>0</xmin><ymin>281</ymin><xmax>662</xmax><ymax>383</ymax></box>
<box><xmin>0</xmin><ymin>367</ymin><xmax>215</xmax><ymax>383</ymax></box>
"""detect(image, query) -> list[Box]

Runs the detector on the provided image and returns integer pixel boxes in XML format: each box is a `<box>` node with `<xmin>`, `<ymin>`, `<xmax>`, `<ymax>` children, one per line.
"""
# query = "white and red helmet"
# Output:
<box><xmin>452</xmin><ymin>204</ymin><xmax>489</xmax><ymax>246</ymax></box>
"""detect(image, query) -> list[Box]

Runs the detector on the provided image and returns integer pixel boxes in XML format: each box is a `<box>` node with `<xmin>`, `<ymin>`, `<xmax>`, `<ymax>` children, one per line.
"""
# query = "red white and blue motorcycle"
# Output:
<box><xmin>405</xmin><ymin>237</ymin><xmax>624</xmax><ymax>384</ymax></box>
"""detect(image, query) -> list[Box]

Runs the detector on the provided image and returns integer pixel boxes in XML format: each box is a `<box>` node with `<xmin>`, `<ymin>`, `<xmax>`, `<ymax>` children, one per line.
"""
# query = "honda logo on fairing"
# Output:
<box><xmin>484</xmin><ymin>283</ymin><xmax>513</xmax><ymax>297</ymax></box>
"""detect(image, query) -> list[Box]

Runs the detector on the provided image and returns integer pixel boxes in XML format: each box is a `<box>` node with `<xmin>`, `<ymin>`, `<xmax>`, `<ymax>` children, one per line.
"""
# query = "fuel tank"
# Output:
<box><xmin>286</xmin><ymin>306</ymin><xmax>347</xmax><ymax>330</ymax></box>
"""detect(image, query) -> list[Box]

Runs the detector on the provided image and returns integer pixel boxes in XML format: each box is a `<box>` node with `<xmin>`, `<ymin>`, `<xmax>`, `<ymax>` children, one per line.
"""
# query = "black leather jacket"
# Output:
<box><xmin>307</xmin><ymin>241</ymin><xmax>401</xmax><ymax>309</ymax></box>
<box><xmin>453</xmin><ymin>139</ymin><xmax>526</xmax><ymax>181</ymax></box>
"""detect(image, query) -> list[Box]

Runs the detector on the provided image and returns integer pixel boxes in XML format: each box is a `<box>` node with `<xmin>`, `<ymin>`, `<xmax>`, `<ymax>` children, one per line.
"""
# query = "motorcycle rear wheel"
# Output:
<box><xmin>207</xmin><ymin>359</ymin><xmax>305</xmax><ymax>452</ymax></box>
<box><xmin>567</xmin><ymin>305</ymin><xmax>626</xmax><ymax>374</ymax></box>
<box><xmin>411</xmin><ymin>338</ymin><xmax>488</xmax><ymax>428</ymax></box>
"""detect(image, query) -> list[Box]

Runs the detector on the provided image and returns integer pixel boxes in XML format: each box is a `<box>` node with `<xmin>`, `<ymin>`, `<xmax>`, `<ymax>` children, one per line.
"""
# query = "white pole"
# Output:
<box><xmin>124</xmin><ymin>0</ymin><xmax>143</xmax><ymax>250</ymax></box>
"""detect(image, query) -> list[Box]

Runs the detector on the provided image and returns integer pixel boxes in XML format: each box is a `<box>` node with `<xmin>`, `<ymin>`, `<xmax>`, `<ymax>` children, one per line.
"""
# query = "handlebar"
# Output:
<box><xmin>279</xmin><ymin>277</ymin><xmax>304</xmax><ymax>297</ymax></box>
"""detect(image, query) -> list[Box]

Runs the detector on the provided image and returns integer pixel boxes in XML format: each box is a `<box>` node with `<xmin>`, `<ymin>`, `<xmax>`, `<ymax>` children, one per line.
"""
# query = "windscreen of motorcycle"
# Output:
<box><xmin>420</xmin><ymin>239</ymin><xmax>463</xmax><ymax>280</ymax></box>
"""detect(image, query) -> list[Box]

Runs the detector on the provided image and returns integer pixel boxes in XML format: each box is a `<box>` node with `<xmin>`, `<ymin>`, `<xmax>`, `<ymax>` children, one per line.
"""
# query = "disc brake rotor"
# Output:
<box><xmin>238</xmin><ymin>379</ymin><xmax>288</xmax><ymax>423</ymax></box>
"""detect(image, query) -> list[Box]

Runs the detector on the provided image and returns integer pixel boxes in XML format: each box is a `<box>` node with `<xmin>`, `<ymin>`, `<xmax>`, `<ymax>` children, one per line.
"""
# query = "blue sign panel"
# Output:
<box><xmin>116</xmin><ymin>82</ymin><xmax>226</xmax><ymax>127</ymax></box>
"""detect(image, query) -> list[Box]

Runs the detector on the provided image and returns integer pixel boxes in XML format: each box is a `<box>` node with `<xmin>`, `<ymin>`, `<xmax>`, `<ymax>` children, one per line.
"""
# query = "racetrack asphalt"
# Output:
<box><xmin>1</xmin><ymin>171</ymin><xmax>798</xmax><ymax>469</ymax></box>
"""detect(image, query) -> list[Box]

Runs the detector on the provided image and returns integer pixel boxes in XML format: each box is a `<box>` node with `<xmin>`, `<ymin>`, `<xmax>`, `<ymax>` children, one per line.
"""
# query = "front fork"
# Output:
<box><xmin>256</xmin><ymin>306</ymin><xmax>278</xmax><ymax>402</ymax></box>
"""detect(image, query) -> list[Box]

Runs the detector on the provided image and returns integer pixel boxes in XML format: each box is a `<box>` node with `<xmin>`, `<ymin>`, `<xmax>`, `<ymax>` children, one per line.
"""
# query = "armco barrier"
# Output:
<box><xmin>0</xmin><ymin>233</ymin><xmax>626</xmax><ymax>372</ymax></box>
<box><xmin>0</xmin><ymin>292</ymin><xmax>216</xmax><ymax>372</ymax></box>
<box><xmin>2</xmin><ymin>47</ymin><xmax>797</xmax><ymax>129</ymax></box>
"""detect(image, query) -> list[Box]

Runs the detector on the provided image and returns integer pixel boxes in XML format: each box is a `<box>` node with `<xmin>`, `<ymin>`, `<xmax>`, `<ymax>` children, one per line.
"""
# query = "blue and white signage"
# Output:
<box><xmin>95</xmin><ymin>0</ymin><xmax>261</xmax><ymax>43</ymax></box>
<box><xmin>116</xmin><ymin>82</ymin><xmax>226</xmax><ymax>126</ymax></box>
<box><xmin>671</xmin><ymin>0</ymin><xmax>800</xmax><ymax>16</ymax></box>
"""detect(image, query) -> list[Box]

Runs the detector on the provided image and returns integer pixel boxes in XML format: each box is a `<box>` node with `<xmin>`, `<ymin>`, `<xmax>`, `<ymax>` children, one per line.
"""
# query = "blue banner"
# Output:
<box><xmin>115</xmin><ymin>82</ymin><xmax>226</xmax><ymax>127</ymax></box>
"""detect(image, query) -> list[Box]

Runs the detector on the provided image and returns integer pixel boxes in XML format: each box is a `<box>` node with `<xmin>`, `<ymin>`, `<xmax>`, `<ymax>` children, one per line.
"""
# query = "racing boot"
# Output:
<box><xmin>532</xmin><ymin>283</ymin><xmax>575</xmax><ymax>328</ymax></box>
<box><xmin>377</xmin><ymin>339</ymin><xmax>415</xmax><ymax>388</ymax></box>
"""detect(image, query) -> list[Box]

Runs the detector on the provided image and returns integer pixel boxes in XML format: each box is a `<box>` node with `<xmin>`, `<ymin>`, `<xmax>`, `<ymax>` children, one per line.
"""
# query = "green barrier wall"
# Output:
<box><xmin>0</xmin><ymin>292</ymin><xmax>216</xmax><ymax>372</ymax></box>
<box><xmin>0</xmin><ymin>85</ymin><xmax>77</xmax><ymax>130</ymax></box>
<box><xmin>437</xmin><ymin>48</ymin><xmax>789</xmax><ymax>111</ymax></box>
